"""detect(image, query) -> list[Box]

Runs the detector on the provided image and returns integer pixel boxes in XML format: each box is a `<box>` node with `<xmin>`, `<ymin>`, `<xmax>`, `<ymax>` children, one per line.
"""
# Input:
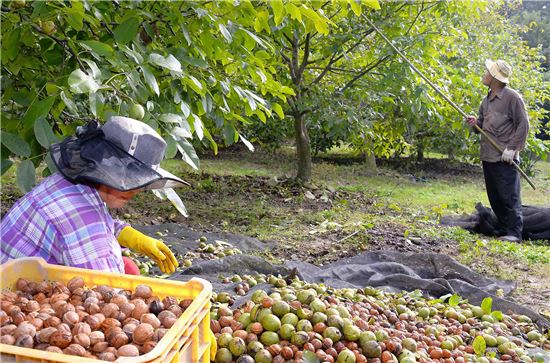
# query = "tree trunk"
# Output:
<box><xmin>416</xmin><ymin>144</ymin><xmax>424</xmax><ymax>162</ymax></box>
<box><xmin>363</xmin><ymin>151</ymin><xmax>377</xmax><ymax>175</ymax></box>
<box><xmin>294</xmin><ymin>112</ymin><xmax>312</xmax><ymax>182</ymax></box>
<box><xmin>362</xmin><ymin>138</ymin><xmax>377</xmax><ymax>175</ymax></box>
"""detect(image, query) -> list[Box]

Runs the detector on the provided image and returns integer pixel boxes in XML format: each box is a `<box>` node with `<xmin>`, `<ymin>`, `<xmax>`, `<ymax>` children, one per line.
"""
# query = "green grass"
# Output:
<box><xmin>163</xmin><ymin>151</ymin><xmax>549</xmax><ymax>266</ymax></box>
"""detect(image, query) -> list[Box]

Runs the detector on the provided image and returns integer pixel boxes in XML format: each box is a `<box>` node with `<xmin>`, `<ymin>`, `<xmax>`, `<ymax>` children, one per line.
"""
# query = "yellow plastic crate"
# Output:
<box><xmin>0</xmin><ymin>257</ymin><xmax>212</xmax><ymax>363</ymax></box>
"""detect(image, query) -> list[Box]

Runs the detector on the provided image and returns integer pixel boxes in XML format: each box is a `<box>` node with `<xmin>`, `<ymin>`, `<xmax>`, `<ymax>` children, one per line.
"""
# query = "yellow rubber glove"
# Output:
<box><xmin>209</xmin><ymin>329</ymin><xmax>217</xmax><ymax>361</ymax></box>
<box><xmin>117</xmin><ymin>226</ymin><xmax>179</xmax><ymax>274</ymax></box>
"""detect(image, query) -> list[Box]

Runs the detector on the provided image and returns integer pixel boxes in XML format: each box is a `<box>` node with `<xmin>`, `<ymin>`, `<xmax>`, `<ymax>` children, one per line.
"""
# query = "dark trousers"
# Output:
<box><xmin>482</xmin><ymin>161</ymin><xmax>523</xmax><ymax>238</ymax></box>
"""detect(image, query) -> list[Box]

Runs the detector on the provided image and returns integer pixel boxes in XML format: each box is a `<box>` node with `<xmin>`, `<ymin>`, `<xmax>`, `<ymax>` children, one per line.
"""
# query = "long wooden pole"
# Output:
<box><xmin>363</xmin><ymin>15</ymin><xmax>536</xmax><ymax>190</ymax></box>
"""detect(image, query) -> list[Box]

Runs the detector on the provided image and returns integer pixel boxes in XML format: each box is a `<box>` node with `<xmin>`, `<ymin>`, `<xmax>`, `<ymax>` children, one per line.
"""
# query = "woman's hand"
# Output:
<box><xmin>117</xmin><ymin>227</ymin><xmax>179</xmax><ymax>274</ymax></box>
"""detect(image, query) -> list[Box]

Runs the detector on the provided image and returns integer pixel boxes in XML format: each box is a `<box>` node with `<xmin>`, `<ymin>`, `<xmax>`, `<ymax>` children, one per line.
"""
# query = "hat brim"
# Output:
<box><xmin>144</xmin><ymin>167</ymin><xmax>190</xmax><ymax>190</ymax></box>
<box><xmin>485</xmin><ymin>59</ymin><xmax>509</xmax><ymax>84</ymax></box>
<box><xmin>51</xmin><ymin>135</ymin><xmax>190</xmax><ymax>192</ymax></box>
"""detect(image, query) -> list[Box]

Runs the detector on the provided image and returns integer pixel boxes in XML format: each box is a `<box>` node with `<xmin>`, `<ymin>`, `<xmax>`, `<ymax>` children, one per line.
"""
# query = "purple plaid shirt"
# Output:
<box><xmin>1</xmin><ymin>173</ymin><xmax>128</xmax><ymax>273</ymax></box>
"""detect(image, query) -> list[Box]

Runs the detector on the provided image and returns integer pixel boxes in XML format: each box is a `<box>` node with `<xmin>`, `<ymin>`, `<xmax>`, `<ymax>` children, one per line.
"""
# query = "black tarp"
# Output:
<box><xmin>441</xmin><ymin>203</ymin><xmax>550</xmax><ymax>241</ymax></box>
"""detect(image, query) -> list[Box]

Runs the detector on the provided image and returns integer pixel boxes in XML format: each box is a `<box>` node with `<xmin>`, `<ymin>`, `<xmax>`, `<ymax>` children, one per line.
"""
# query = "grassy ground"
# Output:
<box><xmin>1</xmin><ymin>146</ymin><xmax>549</xmax><ymax>316</ymax></box>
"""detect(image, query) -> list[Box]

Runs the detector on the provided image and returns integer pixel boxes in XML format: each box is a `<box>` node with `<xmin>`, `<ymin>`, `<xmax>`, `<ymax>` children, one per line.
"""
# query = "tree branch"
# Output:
<box><xmin>338</xmin><ymin>55</ymin><xmax>391</xmax><ymax>94</ymax></box>
<box><xmin>298</xmin><ymin>33</ymin><xmax>311</xmax><ymax>77</ymax></box>
<box><xmin>307</xmin><ymin>66</ymin><xmax>360</xmax><ymax>74</ymax></box>
<box><xmin>291</xmin><ymin>32</ymin><xmax>300</xmax><ymax>85</ymax></box>
<box><xmin>404</xmin><ymin>1</ymin><xmax>425</xmax><ymax>36</ymax></box>
<box><xmin>307</xmin><ymin>52</ymin><xmax>338</xmax><ymax>89</ymax></box>
<box><xmin>281</xmin><ymin>52</ymin><xmax>291</xmax><ymax>65</ymax></box>
<box><xmin>100</xmin><ymin>21</ymin><xmax>115</xmax><ymax>37</ymax></box>
<box><xmin>306</xmin><ymin>26</ymin><xmax>376</xmax><ymax>90</ymax></box>
<box><xmin>84</xmin><ymin>21</ymin><xmax>97</xmax><ymax>37</ymax></box>
<box><xmin>32</xmin><ymin>24</ymin><xmax>86</xmax><ymax>73</ymax></box>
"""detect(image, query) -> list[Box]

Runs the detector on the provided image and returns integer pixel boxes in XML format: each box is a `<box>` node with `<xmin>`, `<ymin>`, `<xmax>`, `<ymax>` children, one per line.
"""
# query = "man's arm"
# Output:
<box><xmin>507</xmin><ymin>96</ymin><xmax>529</xmax><ymax>151</ymax></box>
<box><xmin>473</xmin><ymin>104</ymin><xmax>485</xmax><ymax>134</ymax></box>
<box><xmin>465</xmin><ymin>103</ymin><xmax>484</xmax><ymax>133</ymax></box>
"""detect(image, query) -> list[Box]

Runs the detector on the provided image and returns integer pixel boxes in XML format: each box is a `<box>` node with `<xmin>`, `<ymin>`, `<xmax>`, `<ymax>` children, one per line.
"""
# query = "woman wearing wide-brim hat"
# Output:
<box><xmin>464</xmin><ymin>59</ymin><xmax>530</xmax><ymax>242</ymax></box>
<box><xmin>1</xmin><ymin>116</ymin><xmax>188</xmax><ymax>274</ymax></box>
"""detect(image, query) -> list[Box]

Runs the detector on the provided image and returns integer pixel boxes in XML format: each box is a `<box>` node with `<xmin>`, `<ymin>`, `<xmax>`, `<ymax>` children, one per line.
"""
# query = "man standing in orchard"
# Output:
<box><xmin>465</xmin><ymin>60</ymin><xmax>529</xmax><ymax>242</ymax></box>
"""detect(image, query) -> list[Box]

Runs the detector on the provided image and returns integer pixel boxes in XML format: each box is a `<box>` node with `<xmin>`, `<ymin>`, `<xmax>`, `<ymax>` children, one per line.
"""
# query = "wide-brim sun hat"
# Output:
<box><xmin>50</xmin><ymin>116</ymin><xmax>189</xmax><ymax>191</ymax></box>
<box><xmin>485</xmin><ymin>59</ymin><xmax>511</xmax><ymax>84</ymax></box>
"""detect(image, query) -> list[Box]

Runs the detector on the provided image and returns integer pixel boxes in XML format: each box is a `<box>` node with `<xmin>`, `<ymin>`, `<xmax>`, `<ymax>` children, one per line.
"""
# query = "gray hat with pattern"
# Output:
<box><xmin>50</xmin><ymin>116</ymin><xmax>189</xmax><ymax>191</ymax></box>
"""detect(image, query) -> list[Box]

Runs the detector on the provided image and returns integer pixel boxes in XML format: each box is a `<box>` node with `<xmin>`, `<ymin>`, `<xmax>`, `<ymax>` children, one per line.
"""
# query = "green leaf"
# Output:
<box><xmin>271</xmin><ymin>0</ymin><xmax>285</xmax><ymax>26</ymax></box>
<box><xmin>114</xmin><ymin>17</ymin><xmax>141</xmax><ymax>44</ymax></box>
<box><xmin>300</xmin><ymin>6</ymin><xmax>329</xmax><ymax>35</ymax></box>
<box><xmin>255</xmin><ymin>110</ymin><xmax>266</xmax><ymax>123</ymax></box>
<box><xmin>164</xmin><ymin>188</ymin><xmax>188</xmax><ymax>217</ymax></box>
<box><xmin>202</xmin><ymin>127</ymin><xmax>218</xmax><ymax>155</ymax></box>
<box><xmin>42</xmin><ymin>166</ymin><xmax>52</xmax><ymax>178</ymax></box>
<box><xmin>16</xmin><ymin>160</ymin><xmax>36</xmax><ymax>193</ymax></box>
<box><xmin>141</xmin><ymin>65</ymin><xmax>159</xmax><ymax>96</ymax></box>
<box><xmin>302</xmin><ymin>350</ymin><xmax>321</xmax><ymax>363</ymax></box>
<box><xmin>192</xmin><ymin>114</ymin><xmax>204</xmax><ymax>140</ymax></box>
<box><xmin>176</xmin><ymin>138</ymin><xmax>199</xmax><ymax>170</ymax></box>
<box><xmin>153</xmin><ymin>188</ymin><xmax>188</xmax><ymax>217</ymax></box>
<box><xmin>280</xmin><ymin>86</ymin><xmax>296</xmax><ymax>95</ymax></box>
<box><xmin>362</xmin><ymin>0</ymin><xmax>381</xmax><ymax>10</ymax></box>
<box><xmin>1</xmin><ymin>131</ymin><xmax>31</xmax><ymax>157</ymax></box>
<box><xmin>142</xmin><ymin>22</ymin><xmax>156</xmax><ymax>41</ymax></box>
<box><xmin>172</xmin><ymin>126</ymin><xmax>192</xmax><ymax>139</ymax></box>
<box><xmin>240</xmin><ymin>134</ymin><xmax>254</xmax><ymax>152</ymax></box>
<box><xmin>161</xmin><ymin>113</ymin><xmax>184</xmax><ymax>124</ymax></box>
<box><xmin>240</xmin><ymin>28</ymin><xmax>271</xmax><ymax>50</ymax></box>
<box><xmin>83</xmin><ymin>59</ymin><xmax>101</xmax><ymax>79</ymax></box>
<box><xmin>222</xmin><ymin>124</ymin><xmax>236</xmax><ymax>146</ymax></box>
<box><xmin>60</xmin><ymin>91</ymin><xmax>79</xmax><ymax>115</ymax></box>
<box><xmin>89</xmin><ymin>92</ymin><xmax>104</xmax><ymax>118</ymax></box>
<box><xmin>45</xmin><ymin>83</ymin><xmax>58</xmax><ymax>96</ymax></box>
<box><xmin>4</xmin><ymin>27</ymin><xmax>21</xmax><ymax>61</ymax></box>
<box><xmin>22</xmin><ymin>97</ymin><xmax>56</xmax><ymax>129</ymax></box>
<box><xmin>218</xmin><ymin>23</ymin><xmax>232</xmax><ymax>43</ymax></box>
<box><xmin>481</xmin><ymin>297</ymin><xmax>492</xmax><ymax>314</ymax></box>
<box><xmin>1</xmin><ymin>159</ymin><xmax>14</xmax><ymax>175</ymax></box>
<box><xmin>180</xmin><ymin>55</ymin><xmax>208</xmax><ymax>68</ymax></box>
<box><xmin>68</xmin><ymin>69</ymin><xmax>100</xmax><ymax>94</ymax></box>
<box><xmin>254</xmin><ymin>11</ymin><xmax>270</xmax><ymax>34</ymax></box>
<box><xmin>148</xmin><ymin>53</ymin><xmax>182</xmax><ymax>73</ymax></box>
<box><xmin>183</xmin><ymin>76</ymin><xmax>204</xmax><ymax>94</ymax></box>
<box><xmin>180</xmin><ymin>102</ymin><xmax>191</xmax><ymax>118</ymax></box>
<box><xmin>491</xmin><ymin>310</ymin><xmax>503</xmax><ymax>321</ymax></box>
<box><xmin>44</xmin><ymin>152</ymin><xmax>58</xmax><ymax>174</ymax></box>
<box><xmin>350</xmin><ymin>0</ymin><xmax>362</xmax><ymax>16</ymax></box>
<box><xmin>473</xmin><ymin>335</ymin><xmax>486</xmax><ymax>356</ymax></box>
<box><xmin>34</xmin><ymin>117</ymin><xmax>59</xmax><ymax>148</ymax></box>
<box><xmin>164</xmin><ymin>135</ymin><xmax>177</xmax><ymax>159</ymax></box>
<box><xmin>286</xmin><ymin>3</ymin><xmax>302</xmax><ymax>21</ymax></box>
<box><xmin>272</xmin><ymin>103</ymin><xmax>284</xmax><ymax>119</ymax></box>
<box><xmin>448</xmin><ymin>293</ymin><xmax>461</xmax><ymax>307</ymax></box>
<box><xmin>64</xmin><ymin>1</ymin><xmax>84</xmax><ymax>30</ymax></box>
<box><xmin>121</xmin><ymin>45</ymin><xmax>143</xmax><ymax>64</ymax></box>
<box><xmin>79</xmin><ymin>40</ymin><xmax>114</xmax><ymax>57</ymax></box>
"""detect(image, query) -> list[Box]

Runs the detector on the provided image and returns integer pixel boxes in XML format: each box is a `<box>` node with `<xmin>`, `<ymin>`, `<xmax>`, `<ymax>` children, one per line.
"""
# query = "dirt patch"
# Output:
<box><xmin>466</xmin><ymin>251</ymin><xmax>550</xmax><ymax>319</ymax></box>
<box><xmin>270</xmin><ymin>222</ymin><xmax>457</xmax><ymax>266</ymax></box>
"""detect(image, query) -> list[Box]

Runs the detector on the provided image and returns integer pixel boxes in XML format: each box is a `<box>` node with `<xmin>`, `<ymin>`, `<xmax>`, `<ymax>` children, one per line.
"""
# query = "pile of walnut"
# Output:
<box><xmin>0</xmin><ymin>277</ymin><xmax>193</xmax><ymax>361</ymax></box>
